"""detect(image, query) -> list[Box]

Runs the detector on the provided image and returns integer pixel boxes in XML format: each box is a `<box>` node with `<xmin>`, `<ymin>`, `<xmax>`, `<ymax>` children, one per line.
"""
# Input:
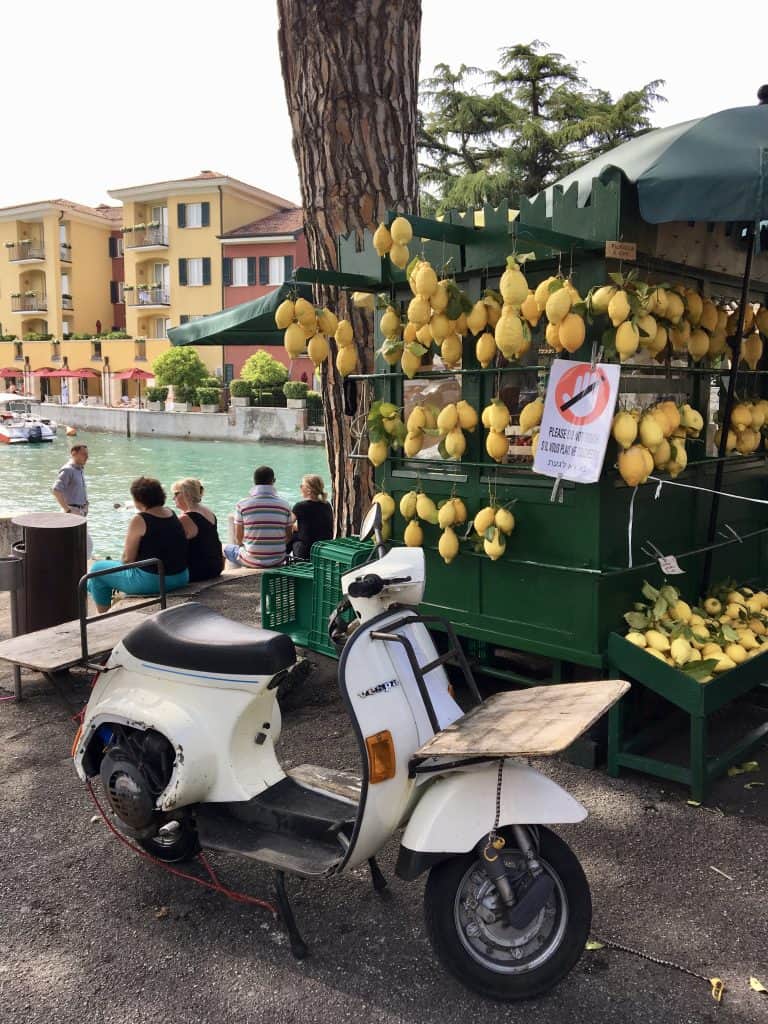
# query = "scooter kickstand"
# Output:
<box><xmin>368</xmin><ymin>857</ymin><xmax>389</xmax><ymax>896</ymax></box>
<box><xmin>274</xmin><ymin>871</ymin><xmax>308</xmax><ymax>960</ymax></box>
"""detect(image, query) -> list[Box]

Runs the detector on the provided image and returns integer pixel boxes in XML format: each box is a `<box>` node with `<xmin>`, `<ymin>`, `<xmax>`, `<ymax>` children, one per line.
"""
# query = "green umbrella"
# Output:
<box><xmin>168</xmin><ymin>281</ymin><xmax>313</xmax><ymax>348</ymax></box>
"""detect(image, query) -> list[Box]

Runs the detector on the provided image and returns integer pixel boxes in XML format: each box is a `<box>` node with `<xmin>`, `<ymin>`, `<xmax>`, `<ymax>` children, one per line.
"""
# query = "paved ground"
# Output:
<box><xmin>1</xmin><ymin>583</ymin><xmax>767</xmax><ymax>1024</ymax></box>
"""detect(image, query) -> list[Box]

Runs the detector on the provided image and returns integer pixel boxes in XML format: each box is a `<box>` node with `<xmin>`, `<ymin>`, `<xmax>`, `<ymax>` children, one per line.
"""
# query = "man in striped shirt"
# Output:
<box><xmin>223</xmin><ymin>466</ymin><xmax>293</xmax><ymax>568</ymax></box>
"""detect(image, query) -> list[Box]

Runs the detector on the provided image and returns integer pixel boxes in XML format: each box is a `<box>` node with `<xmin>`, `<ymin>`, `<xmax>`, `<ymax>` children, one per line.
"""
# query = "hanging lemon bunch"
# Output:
<box><xmin>610</xmin><ymin>399</ymin><xmax>703</xmax><ymax>486</ymax></box>
<box><xmin>374</xmin><ymin>216</ymin><xmax>413</xmax><ymax>270</ymax></box>
<box><xmin>398</xmin><ymin>489</ymin><xmax>439</xmax><ymax>547</ymax></box>
<box><xmin>435</xmin><ymin>399</ymin><xmax>478</xmax><ymax>461</ymax></box>
<box><xmin>274</xmin><ymin>296</ymin><xmax>334</xmax><ymax>369</ymax></box>
<box><xmin>370</xmin><ymin>490</ymin><xmax>395</xmax><ymax>541</ymax></box>
<box><xmin>472</xmin><ymin>501</ymin><xmax>516</xmax><ymax>562</ymax></box>
<box><xmin>402</xmin><ymin>403</ymin><xmax>438</xmax><ymax>457</ymax></box>
<box><xmin>334</xmin><ymin>318</ymin><xmax>359</xmax><ymax>378</ymax></box>
<box><xmin>365</xmin><ymin>400</ymin><xmax>406</xmax><ymax>466</ymax></box>
<box><xmin>436</xmin><ymin>495</ymin><xmax>469</xmax><ymax>565</ymax></box>
<box><xmin>481</xmin><ymin>399</ymin><xmax>511</xmax><ymax>463</ymax></box>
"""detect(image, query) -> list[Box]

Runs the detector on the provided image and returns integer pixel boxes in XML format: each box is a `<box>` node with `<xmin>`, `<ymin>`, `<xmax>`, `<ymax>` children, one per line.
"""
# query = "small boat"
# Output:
<box><xmin>0</xmin><ymin>394</ymin><xmax>57</xmax><ymax>444</ymax></box>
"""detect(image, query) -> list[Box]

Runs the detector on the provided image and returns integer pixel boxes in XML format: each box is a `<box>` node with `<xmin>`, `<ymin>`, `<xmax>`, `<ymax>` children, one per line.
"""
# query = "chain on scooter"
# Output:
<box><xmin>482</xmin><ymin>758</ymin><xmax>507</xmax><ymax>863</ymax></box>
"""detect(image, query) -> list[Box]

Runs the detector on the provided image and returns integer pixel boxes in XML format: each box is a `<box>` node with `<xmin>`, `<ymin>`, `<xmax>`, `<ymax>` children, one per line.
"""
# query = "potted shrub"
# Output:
<box><xmin>230</xmin><ymin>379</ymin><xmax>252</xmax><ymax>407</ymax></box>
<box><xmin>283</xmin><ymin>380</ymin><xmax>309</xmax><ymax>408</ymax></box>
<box><xmin>146</xmin><ymin>385</ymin><xmax>168</xmax><ymax>412</ymax></box>
<box><xmin>196</xmin><ymin>387</ymin><xmax>220</xmax><ymax>413</ymax></box>
<box><xmin>171</xmin><ymin>384</ymin><xmax>194</xmax><ymax>412</ymax></box>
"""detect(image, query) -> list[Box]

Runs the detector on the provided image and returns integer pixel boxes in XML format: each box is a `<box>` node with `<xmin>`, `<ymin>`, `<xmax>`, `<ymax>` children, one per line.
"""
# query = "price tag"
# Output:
<box><xmin>658</xmin><ymin>554</ymin><xmax>684</xmax><ymax>575</ymax></box>
<box><xmin>605</xmin><ymin>241</ymin><xmax>637</xmax><ymax>260</ymax></box>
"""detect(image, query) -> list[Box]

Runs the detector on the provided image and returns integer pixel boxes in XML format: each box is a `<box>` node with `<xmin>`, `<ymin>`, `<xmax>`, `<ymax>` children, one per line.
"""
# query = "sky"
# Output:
<box><xmin>1</xmin><ymin>0</ymin><xmax>762</xmax><ymax>211</ymax></box>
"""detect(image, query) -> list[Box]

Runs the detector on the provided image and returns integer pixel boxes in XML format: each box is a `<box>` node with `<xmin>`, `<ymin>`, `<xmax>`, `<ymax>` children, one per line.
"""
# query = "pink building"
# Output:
<box><xmin>220</xmin><ymin>209</ymin><xmax>313</xmax><ymax>382</ymax></box>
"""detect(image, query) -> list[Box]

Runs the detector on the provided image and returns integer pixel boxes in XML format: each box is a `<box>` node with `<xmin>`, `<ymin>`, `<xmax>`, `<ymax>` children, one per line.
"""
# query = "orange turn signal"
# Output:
<box><xmin>71</xmin><ymin>724</ymin><xmax>83</xmax><ymax>758</ymax></box>
<box><xmin>365</xmin><ymin>730</ymin><xmax>396</xmax><ymax>784</ymax></box>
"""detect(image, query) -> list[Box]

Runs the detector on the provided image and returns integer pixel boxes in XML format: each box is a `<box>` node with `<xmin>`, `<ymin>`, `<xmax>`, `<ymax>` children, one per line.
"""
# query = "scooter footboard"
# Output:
<box><xmin>396</xmin><ymin>762</ymin><xmax>586</xmax><ymax>878</ymax></box>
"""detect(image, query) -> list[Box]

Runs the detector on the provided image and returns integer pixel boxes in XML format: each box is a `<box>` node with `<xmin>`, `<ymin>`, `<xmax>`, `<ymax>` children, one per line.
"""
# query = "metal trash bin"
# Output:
<box><xmin>11</xmin><ymin>512</ymin><xmax>87</xmax><ymax>634</ymax></box>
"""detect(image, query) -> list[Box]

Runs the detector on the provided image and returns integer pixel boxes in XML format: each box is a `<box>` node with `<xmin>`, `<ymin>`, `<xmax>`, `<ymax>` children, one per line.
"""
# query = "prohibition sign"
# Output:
<box><xmin>554</xmin><ymin>363</ymin><xmax>612</xmax><ymax>427</ymax></box>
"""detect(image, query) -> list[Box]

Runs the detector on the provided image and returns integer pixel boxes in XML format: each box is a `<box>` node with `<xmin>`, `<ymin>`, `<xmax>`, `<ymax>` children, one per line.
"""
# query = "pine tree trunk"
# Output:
<box><xmin>277</xmin><ymin>0</ymin><xmax>421</xmax><ymax>534</ymax></box>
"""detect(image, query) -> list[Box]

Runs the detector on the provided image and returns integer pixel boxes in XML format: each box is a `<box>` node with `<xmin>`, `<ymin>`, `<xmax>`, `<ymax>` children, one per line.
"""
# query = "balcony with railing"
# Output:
<box><xmin>124</xmin><ymin>225</ymin><xmax>169</xmax><ymax>250</ymax></box>
<box><xmin>11</xmin><ymin>293</ymin><xmax>48</xmax><ymax>313</ymax></box>
<box><xmin>60</xmin><ymin>243</ymin><xmax>72</xmax><ymax>262</ymax></box>
<box><xmin>126</xmin><ymin>286</ymin><xmax>170</xmax><ymax>308</ymax></box>
<box><xmin>6</xmin><ymin>241</ymin><xmax>45</xmax><ymax>263</ymax></box>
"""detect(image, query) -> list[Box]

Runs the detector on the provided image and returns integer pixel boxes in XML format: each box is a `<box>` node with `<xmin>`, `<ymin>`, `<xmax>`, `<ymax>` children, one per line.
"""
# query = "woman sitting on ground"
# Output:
<box><xmin>287</xmin><ymin>474</ymin><xmax>333</xmax><ymax>561</ymax></box>
<box><xmin>88</xmin><ymin>476</ymin><xmax>189</xmax><ymax>612</ymax></box>
<box><xmin>172</xmin><ymin>477</ymin><xmax>224</xmax><ymax>582</ymax></box>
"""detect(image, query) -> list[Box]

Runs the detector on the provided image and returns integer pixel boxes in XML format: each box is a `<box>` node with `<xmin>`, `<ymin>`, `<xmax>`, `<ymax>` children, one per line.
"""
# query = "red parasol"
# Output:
<box><xmin>112</xmin><ymin>366</ymin><xmax>153</xmax><ymax>406</ymax></box>
<box><xmin>32</xmin><ymin>367</ymin><xmax>55</xmax><ymax>377</ymax></box>
<box><xmin>0</xmin><ymin>367</ymin><xmax>23</xmax><ymax>378</ymax></box>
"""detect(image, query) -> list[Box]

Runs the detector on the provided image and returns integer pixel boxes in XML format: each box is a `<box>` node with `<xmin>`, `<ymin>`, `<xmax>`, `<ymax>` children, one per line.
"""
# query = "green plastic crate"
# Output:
<box><xmin>261</xmin><ymin>562</ymin><xmax>315</xmax><ymax>648</ymax></box>
<box><xmin>308</xmin><ymin>538</ymin><xmax>372</xmax><ymax>658</ymax></box>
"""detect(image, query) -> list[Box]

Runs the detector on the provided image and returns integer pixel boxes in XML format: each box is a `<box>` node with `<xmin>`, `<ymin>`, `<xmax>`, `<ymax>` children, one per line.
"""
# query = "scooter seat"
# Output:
<box><xmin>122</xmin><ymin>602</ymin><xmax>296</xmax><ymax>676</ymax></box>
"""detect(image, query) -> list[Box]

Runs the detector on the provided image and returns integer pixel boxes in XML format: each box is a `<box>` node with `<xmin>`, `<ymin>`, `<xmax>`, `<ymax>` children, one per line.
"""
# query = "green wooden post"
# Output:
<box><xmin>689</xmin><ymin>714</ymin><xmax>708</xmax><ymax>803</ymax></box>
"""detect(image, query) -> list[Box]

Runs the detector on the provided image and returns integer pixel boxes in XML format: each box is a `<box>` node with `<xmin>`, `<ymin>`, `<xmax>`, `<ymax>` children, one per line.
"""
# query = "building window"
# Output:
<box><xmin>135</xmin><ymin>340</ymin><xmax>147</xmax><ymax>361</ymax></box>
<box><xmin>178</xmin><ymin>257</ymin><xmax>210</xmax><ymax>287</ymax></box>
<box><xmin>232</xmin><ymin>257</ymin><xmax>249</xmax><ymax>286</ymax></box>
<box><xmin>187</xmin><ymin>258</ymin><xmax>203</xmax><ymax>286</ymax></box>
<box><xmin>151</xmin><ymin>317</ymin><xmax>171</xmax><ymax>339</ymax></box>
<box><xmin>62</xmin><ymin>321</ymin><xmax>70</xmax><ymax>338</ymax></box>
<box><xmin>91</xmin><ymin>341</ymin><xmax>103</xmax><ymax>360</ymax></box>
<box><xmin>51</xmin><ymin>341</ymin><xmax>61</xmax><ymax>361</ymax></box>
<box><xmin>13</xmin><ymin>342</ymin><xmax>23</xmax><ymax>360</ymax></box>
<box><xmin>178</xmin><ymin>201</ymin><xmax>209</xmax><ymax>229</ymax></box>
<box><xmin>268</xmin><ymin>257</ymin><xmax>285</xmax><ymax>286</ymax></box>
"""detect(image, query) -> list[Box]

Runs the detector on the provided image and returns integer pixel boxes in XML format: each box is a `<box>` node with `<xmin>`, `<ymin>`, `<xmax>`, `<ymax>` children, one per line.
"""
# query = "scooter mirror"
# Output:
<box><xmin>359</xmin><ymin>502</ymin><xmax>382</xmax><ymax>542</ymax></box>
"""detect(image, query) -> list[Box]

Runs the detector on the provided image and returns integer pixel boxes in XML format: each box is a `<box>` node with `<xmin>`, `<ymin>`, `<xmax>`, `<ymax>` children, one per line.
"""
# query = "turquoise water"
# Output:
<box><xmin>0</xmin><ymin>433</ymin><xmax>328</xmax><ymax>558</ymax></box>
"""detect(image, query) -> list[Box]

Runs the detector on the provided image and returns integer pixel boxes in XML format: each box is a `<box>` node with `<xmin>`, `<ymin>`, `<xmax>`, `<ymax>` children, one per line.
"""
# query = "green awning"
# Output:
<box><xmin>168</xmin><ymin>281</ymin><xmax>312</xmax><ymax>347</ymax></box>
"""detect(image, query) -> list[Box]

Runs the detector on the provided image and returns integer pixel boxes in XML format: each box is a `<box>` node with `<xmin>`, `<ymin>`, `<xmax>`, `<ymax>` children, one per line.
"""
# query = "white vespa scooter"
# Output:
<box><xmin>73</xmin><ymin>506</ymin><xmax>627</xmax><ymax>1001</ymax></box>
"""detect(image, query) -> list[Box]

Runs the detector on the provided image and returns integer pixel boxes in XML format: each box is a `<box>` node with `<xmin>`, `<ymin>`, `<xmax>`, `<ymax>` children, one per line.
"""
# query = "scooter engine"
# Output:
<box><xmin>99</xmin><ymin>728</ymin><xmax>176</xmax><ymax>838</ymax></box>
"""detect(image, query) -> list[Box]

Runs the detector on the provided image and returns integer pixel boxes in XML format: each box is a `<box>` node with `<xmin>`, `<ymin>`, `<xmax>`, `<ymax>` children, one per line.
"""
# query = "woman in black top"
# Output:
<box><xmin>87</xmin><ymin>476</ymin><xmax>189</xmax><ymax>612</ymax></box>
<box><xmin>288</xmin><ymin>474</ymin><xmax>333</xmax><ymax>561</ymax></box>
<box><xmin>173</xmin><ymin>477</ymin><xmax>225</xmax><ymax>582</ymax></box>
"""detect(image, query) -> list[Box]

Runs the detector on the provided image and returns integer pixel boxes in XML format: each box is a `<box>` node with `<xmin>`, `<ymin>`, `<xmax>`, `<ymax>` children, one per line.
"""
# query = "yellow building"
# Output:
<box><xmin>0</xmin><ymin>199</ymin><xmax>117</xmax><ymax>396</ymax></box>
<box><xmin>107</xmin><ymin>171</ymin><xmax>297</xmax><ymax>377</ymax></box>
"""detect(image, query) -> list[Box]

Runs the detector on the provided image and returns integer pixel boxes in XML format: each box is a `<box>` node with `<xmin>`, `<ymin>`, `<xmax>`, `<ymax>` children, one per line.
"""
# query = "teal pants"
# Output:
<box><xmin>88</xmin><ymin>560</ymin><xmax>189</xmax><ymax>608</ymax></box>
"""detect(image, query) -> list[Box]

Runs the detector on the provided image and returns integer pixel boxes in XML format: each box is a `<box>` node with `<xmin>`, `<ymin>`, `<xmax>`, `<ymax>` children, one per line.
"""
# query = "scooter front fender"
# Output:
<box><xmin>397</xmin><ymin>762</ymin><xmax>586</xmax><ymax>878</ymax></box>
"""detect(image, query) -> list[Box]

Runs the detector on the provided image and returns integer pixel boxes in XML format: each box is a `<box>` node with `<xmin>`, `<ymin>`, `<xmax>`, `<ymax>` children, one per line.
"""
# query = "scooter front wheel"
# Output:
<box><xmin>424</xmin><ymin>826</ymin><xmax>591</xmax><ymax>1001</ymax></box>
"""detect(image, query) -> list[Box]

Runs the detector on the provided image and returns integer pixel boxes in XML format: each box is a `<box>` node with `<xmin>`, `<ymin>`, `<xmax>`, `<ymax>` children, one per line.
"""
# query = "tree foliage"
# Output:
<box><xmin>419</xmin><ymin>41</ymin><xmax>665</xmax><ymax>214</ymax></box>
<box><xmin>241</xmin><ymin>350</ymin><xmax>289</xmax><ymax>388</ymax></box>
<box><xmin>151</xmin><ymin>347</ymin><xmax>208</xmax><ymax>391</ymax></box>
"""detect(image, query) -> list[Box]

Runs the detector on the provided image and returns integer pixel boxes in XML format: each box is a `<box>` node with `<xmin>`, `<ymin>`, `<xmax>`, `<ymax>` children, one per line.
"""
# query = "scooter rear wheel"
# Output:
<box><xmin>424</xmin><ymin>826</ymin><xmax>591</xmax><ymax>1001</ymax></box>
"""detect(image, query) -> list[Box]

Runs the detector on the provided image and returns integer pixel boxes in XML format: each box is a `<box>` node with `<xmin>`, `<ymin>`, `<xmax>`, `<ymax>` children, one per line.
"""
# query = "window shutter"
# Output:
<box><xmin>178</xmin><ymin>258</ymin><xmax>188</xmax><ymax>286</ymax></box>
<box><xmin>247</xmin><ymin>257</ymin><xmax>257</xmax><ymax>286</ymax></box>
<box><xmin>283</xmin><ymin>255</ymin><xmax>294</xmax><ymax>280</ymax></box>
<box><xmin>201</xmin><ymin>202</ymin><xmax>210</xmax><ymax>227</ymax></box>
<box><xmin>259</xmin><ymin>256</ymin><xmax>269</xmax><ymax>284</ymax></box>
<box><xmin>222</xmin><ymin>258</ymin><xmax>232</xmax><ymax>287</ymax></box>
<box><xmin>110</xmin><ymin>281</ymin><xmax>119</xmax><ymax>303</ymax></box>
<box><xmin>202</xmin><ymin>257</ymin><xmax>211</xmax><ymax>286</ymax></box>
<box><xmin>108</xmin><ymin>237</ymin><xmax>117</xmax><ymax>258</ymax></box>
<box><xmin>177</xmin><ymin>203</ymin><xmax>186</xmax><ymax>228</ymax></box>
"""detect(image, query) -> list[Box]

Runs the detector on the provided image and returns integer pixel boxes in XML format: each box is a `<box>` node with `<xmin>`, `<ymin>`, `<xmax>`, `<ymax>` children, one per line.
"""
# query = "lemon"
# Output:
<box><xmin>414</xmin><ymin>262</ymin><xmax>438</xmax><ymax>299</ymax></box>
<box><xmin>486</xmin><ymin>431</ymin><xmax>508</xmax><ymax>463</ymax></box>
<box><xmin>703</xmin><ymin>597</ymin><xmax>722</xmax><ymax>615</ymax></box>
<box><xmin>416</xmin><ymin>493</ymin><xmax>438</xmax><ymax>522</ymax></box>
<box><xmin>336</xmin><ymin>345</ymin><xmax>358</xmax><ymax>377</ymax></box>
<box><xmin>380</xmin><ymin>307</ymin><xmax>401</xmax><ymax>338</ymax></box>
<box><xmin>367</xmin><ymin>440</ymin><xmax>388</xmax><ymax>467</ymax></box>
<box><xmin>727</xmin><ymin>590</ymin><xmax>746</xmax><ymax>605</ymax></box>
<box><xmin>713</xmin><ymin>654</ymin><xmax>736</xmax><ymax>673</ymax></box>
<box><xmin>483</xmin><ymin>528</ymin><xmax>506</xmax><ymax>561</ymax></box>
<box><xmin>625</xmin><ymin>631</ymin><xmax>646</xmax><ymax>648</ymax></box>
<box><xmin>444</xmin><ymin>500</ymin><xmax>465</xmax><ymax>529</ymax></box>
<box><xmin>407</xmin><ymin>296</ymin><xmax>431</xmax><ymax>326</ymax></box>
<box><xmin>317</xmin><ymin>308</ymin><xmax>338</xmax><ymax>336</ymax></box>
<box><xmin>494</xmin><ymin>507</ymin><xmax>515</xmax><ymax>535</ymax></box>
<box><xmin>430</xmin><ymin>282</ymin><xmax>449</xmax><ymax>313</ymax></box>
<box><xmin>335</xmin><ymin>320</ymin><xmax>354</xmax><ymax>347</ymax></box>
<box><xmin>545</xmin><ymin>322</ymin><xmax>562</xmax><ymax>351</ymax></box>
<box><xmin>534</xmin><ymin>276</ymin><xmax>557</xmax><ymax>311</ymax></box>
<box><xmin>403</xmin><ymin>520</ymin><xmax>423</xmax><ymax>547</ymax></box>
<box><xmin>474</xmin><ymin>506</ymin><xmax>496</xmax><ymax>535</ymax></box>
<box><xmin>441</xmin><ymin>334</ymin><xmax>463</xmax><ymax>368</ymax></box>
<box><xmin>612</xmin><ymin>411</ymin><xmax>638</xmax><ymax>450</ymax></box>
<box><xmin>307</xmin><ymin>333</ymin><xmax>330</xmax><ymax>366</ymax></box>
<box><xmin>520</xmin><ymin>291</ymin><xmax>541</xmax><ymax>326</ymax></box>
<box><xmin>294</xmin><ymin>297</ymin><xmax>314</xmax><ymax>321</ymax></box>
<box><xmin>645</xmin><ymin>630</ymin><xmax>670</xmax><ymax>652</ymax></box>
<box><xmin>487</xmin><ymin>401</ymin><xmax>511</xmax><ymax>433</ymax></box>
<box><xmin>618</xmin><ymin>445</ymin><xmax>650</xmax><ymax>487</ymax></box>
<box><xmin>687</xmin><ymin>329</ymin><xmax>709</xmax><ymax>362</ymax></box>
<box><xmin>591</xmin><ymin>284</ymin><xmax>617</xmax><ymax>313</ymax></box>
<box><xmin>401</xmin><ymin>349</ymin><xmax>422</xmax><ymax>378</ymax></box>
<box><xmin>616</xmin><ymin>321</ymin><xmax>640</xmax><ymax>361</ymax></box>
<box><xmin>466</xmin><ymin>301</ymin><xmax>488</xmax><ymax>336</ymax></box>
<box><xmin>351</xmin><ymin>291</ymin><xmax>375</xmax><ymax>311</ymax></box>
<box><xmin>545</xmin><ymin>287</ymin><xmax>572</xmax><ymax>325</ymax></box>
<box><xmin>399</xmin><ymin>491</ymin><xmax>418</xmax><ymax>520</ymax></box>
<box><xmin>445</xmin><ymin>427</ymin><xmax>466</xmax><ymax>459</ymax></box>
<box><xmin>665</xmin><ymin>291</ymin><xmax>685</xmax><ymax>324</ymax></box>
<box><xmin>389</xmin><ymin>216</ymin><xmax>413</xmax><ymax>246</ymax></box>
<box><xmin>438</xmin><ymin>502</ymin><xmax>457</xmax><ymax>529</ymax></box>
<box><xmin>558</xmin><ymin>312</ymin><xmax>586</xmax><ymax>353</ymax></box>
<box><xmin>608</xmin><ymin>290</ymin><xmax>631</xmax><ymax>326</ymax></box>
<box><xmin>494</xmin><ymin>312</ymin><xmax>524</xmax><ymax>357</ymax></box>
<box><xmin>639</xmin><ymin>414</ymin><xmax>665</xmax><ymax>451</ymax></box>
<box><xmin>499</xmin><ymin>266</ymin><xmax>529</xmax><ymax>307</ymax></box>
<box><xmin>740</xmin><ymin>333</ymin><xmax>763</xmax><ymax>371</ymax></box>
<box><xmin>373</xmin><ymin>223</ymin><xmax>393</xmax><ymax>256</ymax></box>
<box><xmin>275</xmin><ymin>299</ymin><xmax>296</xmax><ymax>329</ymax></box>
<box><xmin>436</xmin><ymin>404</ymin><xmax>459</xmax><ymax>434</ymax></box>
<box><xmin>645</xmin><ymin>648</ymin><xmax>667</xmax><ymax>663</ymax></box>
<box><xmin>284</xmin><ymin>322</ymin><xmax>308</xmax><ymax>357</ymax></box>
<box><xmin>669</xmin><ymin>600</ymin><xmax>692</xmax><ymax>623</ymax></box>
<box><xmin>372</xmin><ymin>493</ymin><xmax>395</xmax><ymax>520</ymax></box>
<box><xmin>670</xmin><ymin>637</ymin><xmax>692</xmax><ymax>666</ymax></box>
<box><xmin>684</xmin><ymin>289</ymin><xmax>703</xmax><ymax>325</ymax></box>
<box><xmin>519</xmin><ymin>398</ymin><xmax>544</xmax><ymax>434</ymax></box>
<box><xmin>389</xmin><ymin>242</ymin><xmax>410</xmax><ymax>269</ymax></box>
<box><xmin>652</xmin><ymin>439</ymin><xmax>671</xmax><ymax>469</ymax></box>
<box><xmin>407</xmin><ymin>407</ymin><xmax>427</xmax><ymax>432</ymax></box>
<box><xmin>456</xmin><ymin>400</ymin><xmax>478</xmax><ymax>431</ymax></box>
<box><xmin>403</xmin><ymin>431</ymin><xmax>424</xmax><ymax>457</ymax></box>
<box><xmin>438</xmin><ymin>526</ymin><xmax>460</xmax><ymax>564</ymax></box>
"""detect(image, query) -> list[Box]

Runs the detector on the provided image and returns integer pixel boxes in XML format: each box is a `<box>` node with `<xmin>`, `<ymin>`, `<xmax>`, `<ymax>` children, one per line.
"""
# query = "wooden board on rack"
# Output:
<box><xmin>415</xmin><ymin>680</ymin><xmax>630</xmax><ymax>760</ymax></box>
<box><xmin>0</xmin><ymin>611</ymin><xmax>149</xmax><ymax>672</ymax></box>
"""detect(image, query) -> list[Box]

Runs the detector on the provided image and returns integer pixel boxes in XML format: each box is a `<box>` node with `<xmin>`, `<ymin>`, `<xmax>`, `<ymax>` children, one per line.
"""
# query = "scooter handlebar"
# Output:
<box><xmin>347</xmin><ymin>574</ymin><xmax>385</xmax><ymax>598</ymax></box>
